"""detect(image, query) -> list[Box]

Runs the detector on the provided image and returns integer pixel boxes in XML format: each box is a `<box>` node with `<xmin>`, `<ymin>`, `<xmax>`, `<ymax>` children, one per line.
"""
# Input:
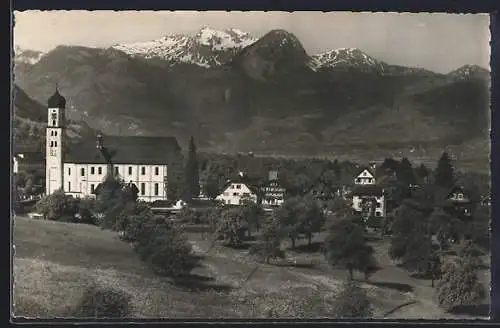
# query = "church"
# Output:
<box><xmin>45</xmin><ymin>88</ymin><xmax>183</xmax><ymax>202</ymax></box>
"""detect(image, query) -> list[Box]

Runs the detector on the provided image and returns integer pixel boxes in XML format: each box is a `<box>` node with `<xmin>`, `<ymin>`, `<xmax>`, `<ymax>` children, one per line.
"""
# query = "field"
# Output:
<box><xmin>12</xmin><ymin>216</ymin><xmax>490</xmax><ymax>319</ymax></box>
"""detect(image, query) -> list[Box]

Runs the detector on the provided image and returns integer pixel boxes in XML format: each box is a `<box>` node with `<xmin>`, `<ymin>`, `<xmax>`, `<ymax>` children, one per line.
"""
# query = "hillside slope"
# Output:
<box><xmin>13</xmin><ymin>29</ymin><xmax>490</xmax><ymax>169</ymax></box>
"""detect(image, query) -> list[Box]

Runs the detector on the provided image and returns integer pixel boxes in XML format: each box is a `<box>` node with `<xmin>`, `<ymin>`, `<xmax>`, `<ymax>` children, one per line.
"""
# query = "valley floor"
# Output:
<box><xmin>12</xmin><ymin>216</ymin><xmax>490</xmax><ymax>320</ymax></box>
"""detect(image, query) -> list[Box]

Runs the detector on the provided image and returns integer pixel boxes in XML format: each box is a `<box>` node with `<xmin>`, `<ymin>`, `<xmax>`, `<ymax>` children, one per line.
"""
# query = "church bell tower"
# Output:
<box><xmin>45</xmin><ymin>86</ymin><xmax>66</xmax><ymax>195</ymax></box>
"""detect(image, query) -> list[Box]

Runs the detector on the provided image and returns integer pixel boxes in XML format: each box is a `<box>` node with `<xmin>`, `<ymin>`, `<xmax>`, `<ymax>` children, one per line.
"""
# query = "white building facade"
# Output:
<box><xmin>216</xmin><ymin>182</ymin><xmax>258</xmax><ymax>205</ymax></box>
<box><xmin>44</xmin><ymin>89</ymin><xmax>182</xmax><ymax>202</ymax></box>
<box><xmin>351</xmin><ymin>167</ymin><xmax>386</xmax><ymax>217</ymax></box>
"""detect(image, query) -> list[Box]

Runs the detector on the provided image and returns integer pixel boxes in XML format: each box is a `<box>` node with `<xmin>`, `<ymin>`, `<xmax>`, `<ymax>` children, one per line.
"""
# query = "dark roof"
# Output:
<box><xmin>351</xmin><ymin>185</ymin><xmax>384</xmax><ymax>197</ymax></box>
<box><xmin>222</xmin><ymin>175</ymin><xmax>261</xmax><ymax>195</ymax></box>
<box><xmin>48</xmin><ymin>89</ymin><xmax>66</xmax><ymax>109</ymax></box>
<box><xmin>65</xmin><ymin>135</ymin><xmax>182</xmax><ymax>165</ymax></box>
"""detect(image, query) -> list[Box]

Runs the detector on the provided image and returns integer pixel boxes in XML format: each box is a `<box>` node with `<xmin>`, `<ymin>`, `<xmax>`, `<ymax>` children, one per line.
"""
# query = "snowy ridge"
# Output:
<box><xmin>308</xmin><ymin>48</ymin><xmax>385</xmax><ymax>72</ymax></box>
<box><xmin>14</xmin><ymin>46</ymin><xmax>45</xmax><ymax>65</ymax></box>
<box><xmin>112</xmin><ymin>27</ymin><xmax>257</xmax><ymax>68</ymax></box>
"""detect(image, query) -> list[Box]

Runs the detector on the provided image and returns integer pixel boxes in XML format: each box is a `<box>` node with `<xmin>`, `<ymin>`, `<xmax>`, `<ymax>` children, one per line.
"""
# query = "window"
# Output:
<box><xmin>54</xmin><ymin>131</ymin><xmax>57</xmax><ymax>136</ymax></box>
<box><xmin>90</xmin><ymin>167</ymin><xmax>95</xmax><ymax>175</ymax></box>
<box><xmin>50</xmin><ymin>141</ymin><xmax>54</xmax><ymax>147</ymax></box>
<box><xmin>226</xmin><ymin>199</ymin><xmax>231</xmax><ymax>204</ymax></box>
<box><xmin>375</xmin><ymin>212</ymin><xmax>381</xmax><ymax>217</ymax></box>
<box><xmin>230</xmin><ymin>185</ymin><xmax>234</xmax><ymax>189</ymax></box>
<box><xmin>356</xmin><ymin>178</ymin><xmax>360</xmax><ymax>183</ymax></box>
<box><xmin>90</xmin><ymin>184</ymin><xmax>95</xmax><ymax>193</ymax></box>
<box><xmin>128</xmin><ymin>166</ymin><xmax>132</xmax><ymax>175</ymax></box>
<box><xmin>52</xmin><ymin>120</ymin><xmax>56</xmax><ymax>126</ymax></box>
<box><xmin>155</xmin><ymin>167</ymin><xmax>159</xmax><ymax>175</ymax></box>
<box><xmin>68</xmin><ymin>168</ymin><xmax>71</xmax><ymax>176</ymax></box>
<box><xmin>141</xmin><ymin>183</ymin><xmax>146</xmax><ymax>195</ymax></box>
<box><xmin>376</xmin><ymin>202</ymin><xmax>381</xmax><ymax>208</ymax></box>
<box><xmin>233</xmin><ymin>192</ymin><xmax>238</xmax><ymax>196</ymax></box>
<box><xmin>54</xmin><ymin>141</ymin><xmax>57</xmax><ymax>147</ymax></box>
<box><xmin>68</xmin><ymin>182</ymin><xmax>71</xmax><ymax>192</ymax></box>
<box><xmin>98</xmin><ymin>167</ymin><xmax>102</xmax><ymax>175</ymax></box>
<box><xmin>154</xmin><ymin>183</ymin><xmax>159</xmax><ymax>196</ymax></box>
<box><xmin>115</xmin><ymin>167</ymin><xmax>119</xmax><ymax>175</ymax></box>
<box><xmin>50</xmin><ymin>131</ymin><xmax>53</xmax><ymax>136</ymax></box>
<box><xmin>141</xmin><ymin>167</ymin><xmax>146</xmax><ymax>175</ymax></box>
<box><xmin>243</xmin><ymin>192</ymin><xmax>250</xmax><ymax>197</ymax></box>
<box><xmin>81</xmin><ymin>168</ymin><xmax>85</xmax><ymax>176</ymax></box>
<box><xmin>236</xmin><ymin>184</ymin><xmax>241</xmax><ymax>189</ymax></box>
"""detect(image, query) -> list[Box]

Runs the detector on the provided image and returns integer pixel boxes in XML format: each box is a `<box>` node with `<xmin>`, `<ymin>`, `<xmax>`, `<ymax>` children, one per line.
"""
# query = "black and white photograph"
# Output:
<box><xmin>11</xmin><ymin>10</ymin><xmax>491</xmax><ymax>320</ymax></box>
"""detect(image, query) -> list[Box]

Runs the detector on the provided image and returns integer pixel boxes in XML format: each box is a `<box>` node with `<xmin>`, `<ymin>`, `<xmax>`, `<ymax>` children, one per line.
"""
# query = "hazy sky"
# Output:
<box><xmin>13</xmin><ymin>11</ymin><xmax>490</xmax><ymax>73</ymax></box>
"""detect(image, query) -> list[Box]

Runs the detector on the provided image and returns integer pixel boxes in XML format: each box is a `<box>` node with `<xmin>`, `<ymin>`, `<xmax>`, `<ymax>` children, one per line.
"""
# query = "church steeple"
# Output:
<box><xmin>48</xmin><ymin>84</ymin><xmax>66</xmax><ymax>109</ymax></box>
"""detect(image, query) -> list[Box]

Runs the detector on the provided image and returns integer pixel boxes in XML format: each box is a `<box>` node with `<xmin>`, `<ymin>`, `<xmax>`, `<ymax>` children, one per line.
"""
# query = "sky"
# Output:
<box><xmin>13</xmin><ymin>11</ymin><xmax>490</xmax><ymax>73</ymax></box>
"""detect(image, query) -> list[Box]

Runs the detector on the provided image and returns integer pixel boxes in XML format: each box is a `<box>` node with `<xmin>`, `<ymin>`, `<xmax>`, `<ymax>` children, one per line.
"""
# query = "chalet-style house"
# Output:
<box><xmin>44</xmin><ymin>88</ymin><xmax>183</xmax><ymax>202</ymax></box>
<box><xmin>351</xmin><ymin>166</ymin><xmax>387</xmax><ymax>218</ymax></box>
<box><xmin>260</xmin><ymin>170</ymin><xmax>286</xmax><ymax>207</ymax></box>
<box><xmin>444</xmin><ymin>186</ymin><xmax>473</xmax><ymax>218</ymax></box>
<box><xmin>216</xmin><ymin>172</ymin><xmax>259</xmax><ymax>205</ymax></box>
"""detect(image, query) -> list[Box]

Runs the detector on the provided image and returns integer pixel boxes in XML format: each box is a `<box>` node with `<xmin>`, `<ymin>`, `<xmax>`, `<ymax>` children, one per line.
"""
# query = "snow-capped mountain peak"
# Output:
<box><xmin>112</xmin><ymin>27</ymin><xmax>257</xmax><ymax>68</ymax></box>
<box><xmin>308</xmin><ymin>47</ymin><xmax>384</xmax><ymax>73</ymax></box>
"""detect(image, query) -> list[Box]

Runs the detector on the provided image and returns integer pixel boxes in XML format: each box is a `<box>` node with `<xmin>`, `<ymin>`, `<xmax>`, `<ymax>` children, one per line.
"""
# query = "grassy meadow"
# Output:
<box><xmin>12</xmin><ymin>216</ymin><xmax>490</xmax><ymax>319</ymax></box>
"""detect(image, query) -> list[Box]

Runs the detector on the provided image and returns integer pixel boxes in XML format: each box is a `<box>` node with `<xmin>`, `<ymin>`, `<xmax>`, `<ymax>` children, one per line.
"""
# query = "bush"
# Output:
<box><xmin>436</xmin><ymin>256</ymin><xmax>485</xmax><ymax>311</ymax></box>
<box><xmin>133</xmin><ymin>216</ymin><xmax>199</xmax><ymax>277</ymax></box>
<box><xmin>332</xmin><ymin>281</ymin><xmax>373</xmax><ymax>318</ymax></box>
<box><xmin>214</xmin><ymin>207</ymin><xmax>248</xmax><ymax>247</ymax></box>
<box><xmin>72</xmin><ymin>285</ymin><xmax>133</xmax><ymax>318</ymax></box>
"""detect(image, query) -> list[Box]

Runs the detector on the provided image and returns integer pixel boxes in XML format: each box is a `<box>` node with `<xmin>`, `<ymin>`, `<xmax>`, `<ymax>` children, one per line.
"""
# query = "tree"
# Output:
<box><xmin>34</xmin><ymin>189</ymin><xmax>73</xmax><ymax>221</ymax></box>
<box><xmin>249</xmin><ymin>217</ymin><xmax>285</xmax><ymax>264</ymax></box>
<box><xmin>274</xmin><ymin>198</ymin><xmax>302</xmax><ymax>248</ymax></box>
<box><xmin>324</xmin><ymin>216</ymin><xmax>377</xmax><ymax>280</ymax></box>
<box><xmin>469</xmin><ymin>205</ymin><xmax>490</xmax><ymax>250</ymax></box>
<box><xmin>397</xmin><ymin>157</ymin><xmax>417</xmax><ymax>187</ymax></box>
<box><xmin>297</xmin><ymin>195</ymin><xmax>325</xmax><ymax>245</ymax></box>
<box><xmin>332</xmin><ymin>281</ymin><xmax>373</xmax><ymax>318</ymax></box>
<box><xmin>380</xmin><ymin>157</ymin><xmax>400</xmax><ymax>175</ymax></box>
<box><xmin>240</xmin><ymin>197</ymin><xmax>263</xmax><ymax>236</ymax></box>
<box><xmin>214</xmin><ymin>207</ymin><xmax>248</xmax><ymax>247</ymax></box>
<box><xmin>182</xmin><ymin>136</ymin><xmax>200</xmax><ymax>203</ymax></box>
<box><xmin>434</xmin><ymin>152</ymin><xmax>455</xmax><ymax>189</ymax></box>
<box><xmin>389</xmin><ymin>200</ymin><xmax>434</xmax><ymax>275</ymax></box>
<box><xmin>415</xmin><ymin>163</ymin><xmax>430</xmax><ymax>184</ymax></box>
<box><xmin>133</xmin><ymin>215</ymin><xmax>199</xmax><ymax>277</ymax></box>
<box><xmin>436</xmin><ymin>256</ymin><xmax>485</xmax><ymax>311</ymax></box>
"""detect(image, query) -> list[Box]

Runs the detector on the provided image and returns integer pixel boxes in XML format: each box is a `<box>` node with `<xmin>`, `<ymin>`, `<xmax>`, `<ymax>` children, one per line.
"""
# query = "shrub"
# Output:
<box><xmin>436</xmin><ymin>256</ymin><xmax>485</xmax><ymax>311</ymax></box>
<box><xmin>134</xmin><ymin>216</ymin><xmax>199</xmax><ymax>277</ymax></box>
<box><xmin>214</xmin><ymin>207</ymin><xmax>248</xmax><ymax>247</ymax></box>
<box><xmin>72</xmin><ymin>285</ymin><xmax>133</xmax><ymax>318</ymax></box>
<box><xmin>332</xmin><ymin>281</ymin><xmax>373</xmax><ymax>318</ymax></box>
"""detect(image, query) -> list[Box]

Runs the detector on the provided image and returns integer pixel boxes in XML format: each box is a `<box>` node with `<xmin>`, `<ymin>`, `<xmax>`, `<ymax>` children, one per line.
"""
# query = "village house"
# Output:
<box><xmin>444</xmin><ymin>185</ymin><xmax>473</xmax><ymax>218</ymax></box>
<box><xmin>260</xmin><ymin>170</ymin><xmax>286</xmax><ymax>207</ymax></box>
<box><xmin>44</xmin><ymin>88</ymin><xmax>183</xmax><ymax>202</ymax></box>
<box><xmin>216</xmin><ymin>172</ymin><xmax>259</xmax><ymax>206</ymax></box>
<box><xmin>351</xmin><ymin>165</ymin><xmax>387</xmax><ymax>218</ymax></box>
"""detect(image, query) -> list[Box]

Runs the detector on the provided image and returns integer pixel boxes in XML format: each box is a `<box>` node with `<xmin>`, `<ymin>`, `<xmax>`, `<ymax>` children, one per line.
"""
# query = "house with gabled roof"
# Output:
<box><xmin>351</xmin><ymin>164</ymin><xmax>387</xmax><ymax>218</ymax></box>
<box><xmin>444</xmin><ymin>185</ymin><xmax>473</xmax><ymax>218</ymax></box>
<box><xmin>216</xmin><ymin>171</ymin><xmax>260</xmax><ymax>206</ymax></box>
<box><xmin>43</xmin><ymin>88</ymin><xmax>183</xmax><ymax>202</ymax></box>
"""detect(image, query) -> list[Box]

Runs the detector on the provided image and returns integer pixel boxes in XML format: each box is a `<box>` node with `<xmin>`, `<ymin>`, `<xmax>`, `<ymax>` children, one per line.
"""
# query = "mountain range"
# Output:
<box><xmin>13</xmin><ymin>27</ymin><xmax>491</xmax><ymax>172</ymax></box>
